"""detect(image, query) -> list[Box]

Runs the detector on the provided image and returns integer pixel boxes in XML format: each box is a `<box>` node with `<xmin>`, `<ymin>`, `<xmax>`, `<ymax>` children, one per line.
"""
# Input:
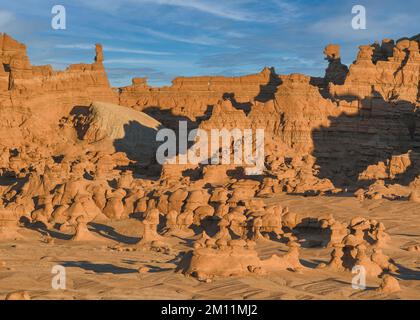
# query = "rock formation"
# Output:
<box><xmin>324</xmin><ymin>44</ymin><xmax>349</xmax><ymax>85</ymax></box>
<box><xmin>5</xmin><ymin>291</ymin><xmax>31</xmax><ymax>300</ymax></box>
<box><xmin>0</xmin><ymin>206</ymin><xmax>22</xmax><ymax>240</ymax></box>
<box><xmin>0</xmin><ymin>33</ymin><xmax>117</xmax><ymax>150</ymax></box>
<box><xmin>377</xmin><ymin>275</ymin><xmax>401</xmax><ymax>294</ymax></box>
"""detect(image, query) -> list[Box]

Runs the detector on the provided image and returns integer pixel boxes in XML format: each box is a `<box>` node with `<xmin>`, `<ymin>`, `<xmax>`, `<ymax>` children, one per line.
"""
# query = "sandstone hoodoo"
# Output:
<box><xmin>0</xmin><ymin>31</ymin><xmax>418</xmax><ymax>300</ymax></box>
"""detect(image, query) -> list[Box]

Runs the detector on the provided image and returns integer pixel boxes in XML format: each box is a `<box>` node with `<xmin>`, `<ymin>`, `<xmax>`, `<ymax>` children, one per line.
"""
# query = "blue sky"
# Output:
<box><xmin>1</xmin><ymin>0</ymin><xmax>419</xmax><ymax>87</ymax></box>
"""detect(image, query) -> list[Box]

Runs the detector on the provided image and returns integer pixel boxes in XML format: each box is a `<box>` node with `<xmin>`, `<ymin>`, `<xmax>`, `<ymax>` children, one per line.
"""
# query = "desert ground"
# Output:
<box><xmin>1</xmin><ymin>194</ymin><xmax>419</xmax><ymax>300</ymax></box>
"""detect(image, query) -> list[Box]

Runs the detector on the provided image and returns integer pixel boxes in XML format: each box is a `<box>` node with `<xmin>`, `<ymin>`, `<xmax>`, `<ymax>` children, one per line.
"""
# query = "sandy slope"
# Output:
<box><xmin>0</xmin><ymin>195</ymin><xmax>419</xmax><ymax>300</ymax></box>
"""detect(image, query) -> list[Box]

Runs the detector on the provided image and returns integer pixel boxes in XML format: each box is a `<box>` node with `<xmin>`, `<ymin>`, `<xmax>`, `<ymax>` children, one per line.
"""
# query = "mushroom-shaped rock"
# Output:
<box><xmin>5</xmin><ymin>291</ymin><xmax>31</xmax><ymax>300</ymax></box>
<box><xmin>377</xmin><ymin>275</ymin><xmax>401</xmax><ymax>294</ymax></box>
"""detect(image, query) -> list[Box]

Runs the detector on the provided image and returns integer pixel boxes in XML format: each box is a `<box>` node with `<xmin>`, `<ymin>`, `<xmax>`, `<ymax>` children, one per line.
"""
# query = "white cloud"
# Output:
<box><xmin>56</xmin><ymin>44</ymin><xmax>94</xmax><ymax>50</ymax></box>
<box><xmin>79</xmin><ymin>0</ymin><xmax>256</xmax><ymax>21</ymax></box>
<box><xmin>142</xmin><ymin>0</ymin><xmax>301</xmax><ymax>23</ymax></box>
<box><xmin>55</xmin><ymin>44</ymin><xmax>172</xmax><ymax>55</ymax></box>
<box><xmin>0</xmin><ymin>11</ymin><xmax>15</xmax><ymax>29</ymax></box>
<box><xmin>141</xmin><ymin>0</ymin><xmax>255</xmax><ymax>22</ymax></box>
<box><xmin>140</xmin><ymin>27</ymin><xmax>222</xmax><ymax>46</ymax></box>
<box><xmin>103</xmin><ymin>58</ymin><xmax>194</xmax><ymax>68</ymax></box>
<box><xmin>76</xmin><ymin>0</ymin><xmax>299</xmax><ymax>23</ymax></box>
<box><xmin>104</xmin><ymin>58</ymin><xmax>163</xmax><ymax>64</ymax></box>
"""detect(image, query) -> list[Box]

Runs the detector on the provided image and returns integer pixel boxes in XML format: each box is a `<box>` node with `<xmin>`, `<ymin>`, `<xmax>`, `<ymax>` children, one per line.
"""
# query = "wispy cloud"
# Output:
<box><xmin>77</xmin><ymin>0</ymin><xmax>300</xmax><ymax>23</ymax></box>
<box><xmin>103</xmin><ymin>58</ymin><xmax>197</xmax><ymax>70</ymax></box>
<box><xmin>55</xmin><ymin>44</ymin><xmax>172</xmax><ymax>55</ymax></box>
<box><xmin>55</xmin><ymin>44</ymin><xmax>94</xmax><ymax>50</ymax></box>
<box><xmin>148</xmin><ymin>0</ymin><xmax>302</xmax><ymax>23</ymax></box>
<box><xmin>138</xmin><ymin>0</ymin><xmax>255</xmax><ymax>22</ymax></box>
<box><xmin>0</xmin><ymin>10</ymin><xmax>15</xmax><ymax>29</ymax></box>
<box><xmin>140</xmin><ymin>27</ymin><xmax>222</xmax><ymax>46</ymax></box>
<box><xmin>104</xmin><ymin>58</ymin><xmax>163</xmax><ymax>64</ymax></box>
<box><xmin>197</xmin><ymin>51</ymin><xmax>317</xmax><ymax>69</ymax></box>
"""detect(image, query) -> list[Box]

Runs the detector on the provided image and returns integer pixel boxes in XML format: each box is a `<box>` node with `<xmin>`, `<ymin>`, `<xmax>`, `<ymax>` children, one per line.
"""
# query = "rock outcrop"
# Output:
<box><xmin>118</xmin><ymin>66</ymin><xmax>280</xmax><ymax>128</ymax></box>
<box><xmin>0</xmin><ymin>33</ymin><xmax>117</xmax><ymax>150</ymax></box>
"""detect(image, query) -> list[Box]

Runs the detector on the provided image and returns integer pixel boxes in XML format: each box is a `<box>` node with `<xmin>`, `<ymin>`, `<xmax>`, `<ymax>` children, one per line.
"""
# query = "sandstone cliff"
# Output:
<box><xmin>0</xmin><ymin>33</ymin><xmax>418</xmax><ymax>196</ymax></box>
<box><xmin>0</xmin><ymin>33</ymin><xmax>118</xmax><ymax>150</ymax></box>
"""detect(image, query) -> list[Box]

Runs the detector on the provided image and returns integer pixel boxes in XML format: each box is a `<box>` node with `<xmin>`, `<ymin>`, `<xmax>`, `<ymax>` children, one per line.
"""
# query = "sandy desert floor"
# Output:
<box><xmin>1</xmin><ymin>194</ymin><xmax>418</xmax><ymax>300</ymax></box>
